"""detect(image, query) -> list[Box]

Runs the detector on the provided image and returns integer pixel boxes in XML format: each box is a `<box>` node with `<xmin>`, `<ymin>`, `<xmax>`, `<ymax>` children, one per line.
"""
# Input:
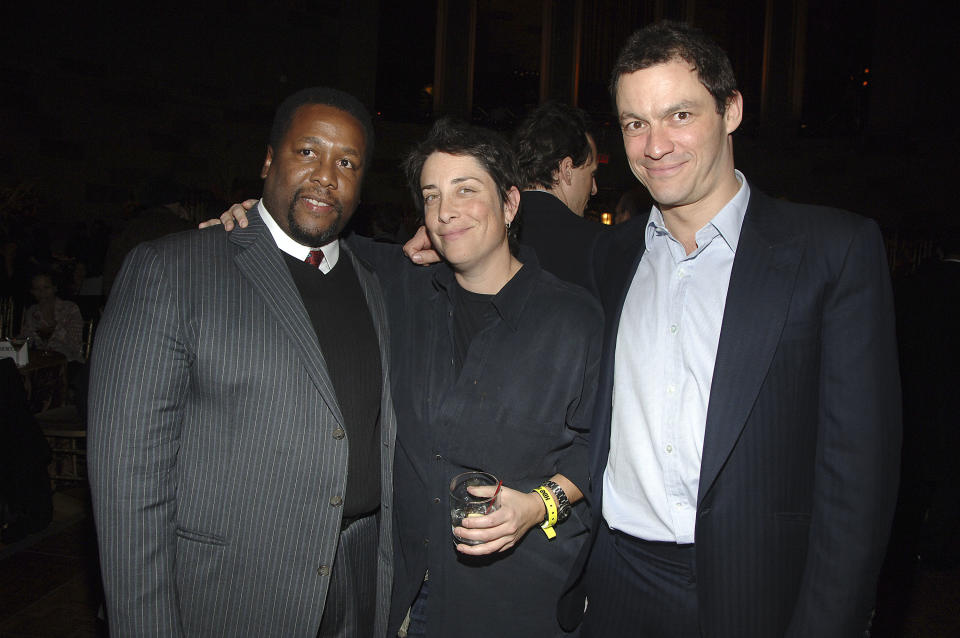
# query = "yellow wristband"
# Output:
<box><xmin>533</xmin><ymin>486</ymin><xmax>558</xmax><ymax>539</ymax></box>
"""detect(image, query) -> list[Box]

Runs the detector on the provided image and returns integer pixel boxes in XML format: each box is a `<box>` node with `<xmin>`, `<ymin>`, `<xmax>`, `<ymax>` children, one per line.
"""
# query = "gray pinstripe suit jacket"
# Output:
<box><xmin>88</xmin><ymin>209</ymin><xmax>396</xmax><ymax>637</ymax></box>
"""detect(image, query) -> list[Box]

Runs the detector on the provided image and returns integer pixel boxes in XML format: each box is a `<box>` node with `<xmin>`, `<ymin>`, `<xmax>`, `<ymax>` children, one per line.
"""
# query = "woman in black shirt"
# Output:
<box><xmin>365</xmin><ymin>120</ymin><xmax>601</xmax><ymax>638</ymax></box>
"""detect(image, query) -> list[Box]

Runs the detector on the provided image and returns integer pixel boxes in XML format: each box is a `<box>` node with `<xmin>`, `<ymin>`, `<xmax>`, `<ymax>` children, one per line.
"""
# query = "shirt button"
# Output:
<box><xmin>670</xmin><ymin>324</ymin><xmax>678</xmax><ymax>334</ymax></box>
<box><xmin>329</xmin><ymin>495</ymin><xmax>343</xmax><ymax>507</ymax></box>
<box><xmin>666</xmin><ymin>444</ymin><xmax>673</xmax><ymax>453</ymax></box>
<box><xmin>318</xmin><ymin>564</ymin><xmax>330</xmax><ymax>576</ymax></box>
<box><xmin>675</xmin><ymin>502</ymin><xmax>683</xmax><ymax>509</ymax></box>
<box><xmin>667</xmin><ymin>384</ymin><xmax>676</xmax><ymax>394</ymax></box>
<box><xmin>678</xmin><ymin>267</ymin><xmax>686</xmax><ymax>277</ymax></box>
<box><xmin>433</xmin><ymin>497</ymin><xmax>441</xmax><ymax>504</ymax></box>
<box><xmin>332</xmin><ymin>427</ymin><xmax>346</xmax><ymax>440</ymax></box>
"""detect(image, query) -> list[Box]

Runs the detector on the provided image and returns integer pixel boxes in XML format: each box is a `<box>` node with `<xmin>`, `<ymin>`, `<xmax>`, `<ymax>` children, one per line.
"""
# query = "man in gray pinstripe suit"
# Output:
<box><xmin>88</xmin><ymin>88</ymin><xmax>396</xmax><ymax>637</ymax></box>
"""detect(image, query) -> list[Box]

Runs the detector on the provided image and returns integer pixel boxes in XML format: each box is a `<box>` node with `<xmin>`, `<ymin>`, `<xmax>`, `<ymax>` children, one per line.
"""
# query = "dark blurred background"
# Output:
<box><xmin>1</xmin><ymin>0</ymin><xmax>952</xmax><ymax>261</ymax></box>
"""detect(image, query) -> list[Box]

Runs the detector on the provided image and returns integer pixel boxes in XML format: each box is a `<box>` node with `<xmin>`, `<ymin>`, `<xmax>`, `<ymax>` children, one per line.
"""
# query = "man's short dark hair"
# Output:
<box><xmin>269</xmin><ymin>87</ymin><xmax>375</xmax><ymax>159</ymax></box>
<box><xmin>610</xmin><ymin>21</ymin><xmax>738</xmax><ymax>114</ymax></box>
<box><xmin>403</xmin><ymin>118</ymin><xmax>519</xmax><ymax>214</ymax></box>
<box><xmin>513</xmin><ymin>101</ymin><xmax>593</xmax><ymax>191</ymax></box>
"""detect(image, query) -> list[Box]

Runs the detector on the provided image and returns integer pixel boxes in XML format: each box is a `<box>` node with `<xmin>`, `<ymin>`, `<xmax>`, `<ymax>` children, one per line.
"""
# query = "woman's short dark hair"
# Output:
<box><xmin>403</xmin><ymin>118</ymin><xmax>519</xmax><ymax>214</ymax></box>
<box><xmin>269</xmin><ymin>86</ymin><xmax>375</xmax><ymax>159</ymax></box>
<box><xmin>513</xmin><ymin>101</ymin><xmax>593</xmax><ymax>191</ymax></box>
<box><xmin>610</xmin><ymin>21</ymin><xmax>738</xmax><ymax>114</ymax></box>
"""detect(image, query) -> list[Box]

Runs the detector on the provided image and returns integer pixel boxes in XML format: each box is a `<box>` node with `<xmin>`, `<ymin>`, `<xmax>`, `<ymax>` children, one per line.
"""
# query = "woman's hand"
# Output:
<box><xmin>198</xmin><ymin>199</ymin><xmax>258</xmax><ymax>230</ymax></box>
<box><xmin>453</xmin><ymin>485</ymin><xmax>546</xmax><ymax>556</ymax></box>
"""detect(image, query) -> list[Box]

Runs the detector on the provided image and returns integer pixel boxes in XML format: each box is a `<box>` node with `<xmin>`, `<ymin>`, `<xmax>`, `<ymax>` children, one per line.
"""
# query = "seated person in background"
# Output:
<box><xmin>20</xmin><ymin>272</ymin><xmax>84</xmax><ymax>362</ymax></box>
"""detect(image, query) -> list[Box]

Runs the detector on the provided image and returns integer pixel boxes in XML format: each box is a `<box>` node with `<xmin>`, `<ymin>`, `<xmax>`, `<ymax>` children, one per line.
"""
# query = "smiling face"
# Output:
<box><xmin>260</xmin><ymin>103</ymin><xmax>367</xmax><ymax>247</ymax></box>
<box><xmin>616</xmin><ymin>59</ymin><xmax>742</xmax><ymax>224</ymax></box>
<box><xmin>420</xmin><ymin>152</ymin><xmax>519</xmax><ymax>278</ymax></box>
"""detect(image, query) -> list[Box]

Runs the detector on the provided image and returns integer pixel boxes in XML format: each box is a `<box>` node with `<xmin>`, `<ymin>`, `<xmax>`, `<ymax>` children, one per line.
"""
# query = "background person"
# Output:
<box><xmin>20</xmin><ymin>272</ymin><xmax>84</xmax><ymax>362</ymax></box>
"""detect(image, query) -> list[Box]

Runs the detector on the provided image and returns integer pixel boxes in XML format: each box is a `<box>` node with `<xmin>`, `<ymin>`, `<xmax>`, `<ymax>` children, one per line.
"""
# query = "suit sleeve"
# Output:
<box><xmin>88</xmin><ymin>243</ymin><xmax>190</xmax><ymax>637</ymax></box>
<box><xmin>786</xmin><ymin>220</ymin><xmax>902</xmax><ymax>637</ymax></box>
<box><xmin>345</xmin><ymin>234</ymin><xmax>408</xmax><ymax>283</ymax></box>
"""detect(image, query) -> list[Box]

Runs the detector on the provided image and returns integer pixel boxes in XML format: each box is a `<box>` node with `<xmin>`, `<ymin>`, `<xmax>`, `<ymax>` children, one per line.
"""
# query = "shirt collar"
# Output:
<box><xmin>432</xmin><ymin>245</ymin><xmax>541</xmax><ymax>332</ymax></box>
<box><xmin>644</xmin><ymin>170</ymin><xmax>750</xmax><ymax>253</ymax></box>
<box><xmin>258</xmin><ymin>199</ymin><xmax>340</xmax><ymax>272</ymax></box>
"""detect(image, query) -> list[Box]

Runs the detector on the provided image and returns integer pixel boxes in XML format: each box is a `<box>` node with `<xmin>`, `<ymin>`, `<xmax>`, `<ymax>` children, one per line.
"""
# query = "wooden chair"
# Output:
<box><xmin>36</xmin><ymin>318</ymin><xmax>95</xmax><ymax>487</ymax></box>
<box><xmin>43</xmin><ymin>424</ymin><xmax>87</xmax><ymax>485</ymax></box>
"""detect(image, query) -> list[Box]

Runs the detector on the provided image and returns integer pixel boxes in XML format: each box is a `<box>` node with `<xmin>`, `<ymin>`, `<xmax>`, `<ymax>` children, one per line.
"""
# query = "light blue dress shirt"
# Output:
<box><xmin>603</xmin><ymin>172</ymin><xmax>750</xmax><ymax>543</ymax></box>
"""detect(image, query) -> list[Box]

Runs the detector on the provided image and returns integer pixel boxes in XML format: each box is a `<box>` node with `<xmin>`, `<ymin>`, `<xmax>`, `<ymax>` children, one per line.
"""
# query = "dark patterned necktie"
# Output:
<box><xmin>305</xmin><ymin>250</ymin><xmax>324</xmax><ymax>268</ymax></box>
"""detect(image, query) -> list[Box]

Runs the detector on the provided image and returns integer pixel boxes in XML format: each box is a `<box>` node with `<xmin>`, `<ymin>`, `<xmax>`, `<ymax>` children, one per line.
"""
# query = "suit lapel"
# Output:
<box><xmin>341</xmin><ymin>241</ymin><xmax>391</xmax><ymax>395</ymax></box>
<box><xmin>230</xmin><ymin>210</ymin><xmax>345</xmax><ymax>427</ymax></box>
<box><xmin>698</xmin><ymin>193</ymin><xmax>805</xmax><ymax>503</ymax></box>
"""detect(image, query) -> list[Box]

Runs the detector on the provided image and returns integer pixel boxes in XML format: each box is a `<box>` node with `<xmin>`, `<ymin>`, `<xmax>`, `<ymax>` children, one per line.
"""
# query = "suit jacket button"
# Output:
<box><xmin>318</xmin><ymin>565</ymin><xmax>330</xmax><ymax>577</ymax></box>
<box><xmin>332</xmin><ymin>427</ymin><xmax>346</xmax><ymax>440</ymax></box>
<box><xmin>330</xmin><ymin>495</ymin><xmax>343</xmax><ymax>507</ymax></box>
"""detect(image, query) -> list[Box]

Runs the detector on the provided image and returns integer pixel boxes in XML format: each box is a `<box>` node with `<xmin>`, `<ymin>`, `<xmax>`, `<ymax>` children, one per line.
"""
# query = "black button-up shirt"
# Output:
<box><xmin>350</xmin><ymin>237</ymin><xmax>602</xmax><ymax>637</ymax></box>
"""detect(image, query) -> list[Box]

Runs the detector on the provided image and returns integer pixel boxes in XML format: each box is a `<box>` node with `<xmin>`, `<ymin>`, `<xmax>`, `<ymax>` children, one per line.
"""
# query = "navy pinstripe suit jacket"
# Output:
<box><xmin>88</xmin><ymin>209</ymin><xmax>396</xmax><ymax>637</ymax></box>
<box><xmin>560</xmin><ymin>188</ymin><xmax>901</xmax><ymax>637</ymax></box>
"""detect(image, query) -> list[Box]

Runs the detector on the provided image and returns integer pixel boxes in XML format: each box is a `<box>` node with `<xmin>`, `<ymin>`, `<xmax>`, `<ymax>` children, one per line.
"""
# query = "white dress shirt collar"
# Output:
<box><xmin>257</xmin><ymin>199</ymin><xmax>339</xmax><ymax>273</ymax></box>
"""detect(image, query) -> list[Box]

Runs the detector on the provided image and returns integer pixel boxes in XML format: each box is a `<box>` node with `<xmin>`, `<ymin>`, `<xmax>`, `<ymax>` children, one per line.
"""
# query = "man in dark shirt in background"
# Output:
<box><xmin>512</xmin><ymin>101</ymin><xmax>605</xmax><ymax>289</ymax></box>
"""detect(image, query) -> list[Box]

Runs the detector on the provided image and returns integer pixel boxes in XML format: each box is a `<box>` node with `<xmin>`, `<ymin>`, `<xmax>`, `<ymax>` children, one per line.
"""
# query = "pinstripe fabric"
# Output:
<box><xmin>560</xmin><ymin>189</ymin><xmax>901</xmax><ymax>637</ymax></box>
<box><xmin>88</xmin><ymin>208</ymin><xmax>395</xmax><ymax>637</ymax></box>
<box><xmin>582</xmin><ymin>523</ymin><xmax>699</xmax><ymax>638</ymax></box>
<box><xmin>317</xmin><ymin>514</ymin><xmax>378</xmax><ymax>637</ymax></box>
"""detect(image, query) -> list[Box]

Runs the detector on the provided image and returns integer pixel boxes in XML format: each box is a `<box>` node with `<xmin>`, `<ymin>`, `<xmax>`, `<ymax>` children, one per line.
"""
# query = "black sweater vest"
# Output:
<box><xmin>284</xmin><ymin>251</ymin><xmax>382</xmax><ymax>518</ymax></box>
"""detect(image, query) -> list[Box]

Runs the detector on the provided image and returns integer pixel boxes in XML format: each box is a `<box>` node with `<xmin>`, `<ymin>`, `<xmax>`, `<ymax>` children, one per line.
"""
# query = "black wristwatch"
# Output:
<box><xmin>544</xmin><ymin>480</ymin><xmax>571</xmax><ymax>523</ymax></box>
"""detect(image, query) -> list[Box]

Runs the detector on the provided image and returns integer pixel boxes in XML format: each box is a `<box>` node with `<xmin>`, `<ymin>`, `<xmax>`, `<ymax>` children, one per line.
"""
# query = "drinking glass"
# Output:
<box><xmin>449</xmin><ymin>471</ymin><xmax>500</xmax><ymax>546</ymax></box>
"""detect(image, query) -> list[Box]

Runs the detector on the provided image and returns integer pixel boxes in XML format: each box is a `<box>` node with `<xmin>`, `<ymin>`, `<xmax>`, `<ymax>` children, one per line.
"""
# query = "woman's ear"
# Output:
<box><xmin>503</xmin><ymin>186</ymin><xmax>521</xmax><ymax>225</ymax></box>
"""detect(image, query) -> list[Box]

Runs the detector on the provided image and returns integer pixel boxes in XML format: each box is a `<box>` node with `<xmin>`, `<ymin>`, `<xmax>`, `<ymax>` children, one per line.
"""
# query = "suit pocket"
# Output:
<box><xmin>176</xmin><ymin>526</ymin><xmax>228</xmax><ymax>545</ymax></box>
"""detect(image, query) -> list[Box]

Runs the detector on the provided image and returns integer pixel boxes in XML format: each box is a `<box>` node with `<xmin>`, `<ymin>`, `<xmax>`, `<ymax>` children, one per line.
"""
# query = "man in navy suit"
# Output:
<box><xmin>555</xmin><ymin>21</ymin><xmax>901</xmax><ymax>637</ymax></box>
